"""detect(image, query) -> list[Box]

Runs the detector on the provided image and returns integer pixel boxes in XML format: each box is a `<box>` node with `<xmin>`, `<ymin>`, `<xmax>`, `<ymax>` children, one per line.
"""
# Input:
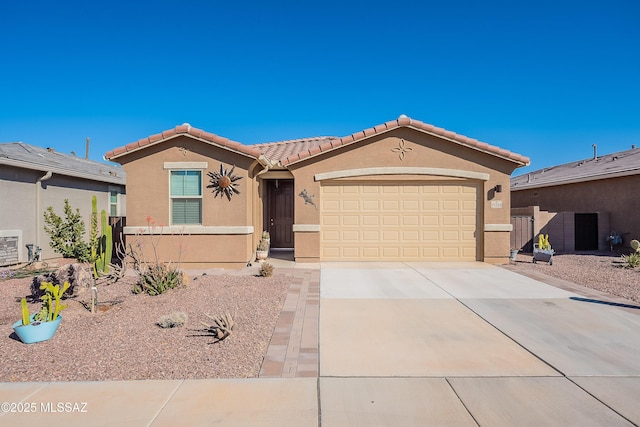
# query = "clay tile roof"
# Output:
<box><xmin>281</xmin><ymin>116</ymin><xmax>530</xmax><ymax>166</ymax></box>
<box><xmin>105</xmin><ymin>116</ymin><xmax>530</xmax><ymax>168</ymax></box>
<box><xmin>511</xmin><ymin>147</ymin><xmax>640</xmax><ymax>190</ymax></box>
<box><xmin>253</xmin><ymin>137</ymin><xmax>340</xmax><ymax>165</ymax></box>
<box><xmin>105</xmin><ymin>124</ymin><xmax>262</xmax><ymax>161</ymax></box>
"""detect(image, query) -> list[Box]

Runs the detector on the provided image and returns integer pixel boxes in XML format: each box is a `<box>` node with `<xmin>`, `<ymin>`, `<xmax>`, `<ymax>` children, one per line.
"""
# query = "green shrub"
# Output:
<box><xmin>43</xmin><ymin>199</ymin><xmax>91</xmax><ymax>262</ymax></box>
<box><xmin>622</xmin><ymin>253</ymin><xmax>640</xmax><ymax>269</ymax></box>
<box><xmin>133</xmin><ymin>263</ymin><xmax>183</xmax><ymax>296</ymax></box>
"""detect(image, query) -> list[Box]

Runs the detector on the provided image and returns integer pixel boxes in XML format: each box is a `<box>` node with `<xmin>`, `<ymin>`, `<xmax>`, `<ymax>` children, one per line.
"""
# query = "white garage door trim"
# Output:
<box><xmin>315</xmin><ymin>167</ymin><xmax>490</xmax><ymax>182</ymax></box>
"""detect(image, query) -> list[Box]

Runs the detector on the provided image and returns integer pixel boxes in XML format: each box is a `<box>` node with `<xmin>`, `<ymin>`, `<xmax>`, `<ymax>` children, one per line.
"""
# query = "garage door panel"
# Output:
<box><xmin>362</xmin><ymin>230</ymin><xmax>380</xmax><ymax>241</ymax></box>
<box><xmin>402</xmin><ymin>215</ymin><xmax>420</xmax><ymax>226</ymax></box>
<box><xmin>323</xmin><ymin>230</ymin><xmax>340</xmax><ymax>241</ymax></box>
<box><xmin>422</xmin><ymin>215</ymin><xmax>439</xmax><ymax>226</ymax></box>
<box><xmin>342</xmin><ymin>230</ymin><xmax>359</xmax><ymax>241</ymax></box>
<box><xmin>322</xmin><ymin>215</ymin><xmax>340</xmax><ymax>226</ymax></box>
<box><xmin>442</xmin><ymin>230</ymin><xmax>461</xmax><ymax>241</ymax></box>
<box><xmin>323</xmin><ymin>200</ymin><xmax>340</xmax><ymax>211</ymax></box>
<box><xmin>342</xmin><ymin>200</ymin><xmax>359</xmax><ymax>210</ymax></box>
<box><xmin>422</xmin><ymin>200</ymin><xmax>439</xmax><ymax>211</ymax></box>
<box><xmin>362</xmin><ymin>247</ymin><xmax>380</xmax><ymax>257</ymax></box>
<box><xmin>402</xmin><ymin>200</ymin><xmax>420</xmax><ymax>210</ymax></box>
<box><xmin>362</xmin><ymin>215</ymin><xmax>379</xmax><ymax>226</ymax></box>
<box><xmin>382</xmin><ymin>200</ymin><xmax>400</xmax><ymax>210</ymax></box>
<box><xmin>402</xmin><ymin>230</ymin><xmax>420</xmax><ymax>240</ymax></box>
<box><xmin>402</xmin><ymin>247</ymin><xmax>420</xmax><ymax>257</ymax></box>
<box><xmin>442</xmin><ymin>200</ymin><xmax>460</xmax><ymax>211</ymax></box>
<box><xmin>342</xmin><ymin>215</ymin><xmax>360</xmax><ymax>226</ymax></box>
<box><xmin>382</xmin><ymin>247</ymin><xmax>401</xmax><ymax>257</ymax></box>
<box><xmin>382</xmin><ymin>216</ymin><xmax>400</xmax><ymax>226</ymax></box>
<box><xmin>442</xmin><ymin>215</ymin><xmax>459</xmax><ymax>226</ymax></box>
<box><xmin>320</xmin><ymin>182</ymin><xmax>478</xmax><ymax>261</ymax></box>
<box><xmin>382</xmin><ymin>230</ymin><xmax>400</xmax><ymax>241</ymax></box>
<box><xmin>382</xmin><ymin>186</ymin><xmax>400</xmax><ymax>194</ymax></box>
<box><xmin>362</xmin><ymin>200</ymin><xmax>380</xmax><ymax>210</ymax></box>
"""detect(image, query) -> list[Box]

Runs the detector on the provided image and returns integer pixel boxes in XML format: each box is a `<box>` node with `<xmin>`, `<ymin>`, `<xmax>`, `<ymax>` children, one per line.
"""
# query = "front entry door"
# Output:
<box><xmin>267</xmin><ymin>180</ymin><xmax>294</xmax><ymax>249</ymax></box>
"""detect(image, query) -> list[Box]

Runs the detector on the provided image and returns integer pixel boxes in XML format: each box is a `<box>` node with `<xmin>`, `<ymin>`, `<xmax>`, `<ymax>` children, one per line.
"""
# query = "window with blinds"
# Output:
<box><xmin>170</xmin><ymin>170</ymin><xmax>202</xmax><ymax>224</ymax></box>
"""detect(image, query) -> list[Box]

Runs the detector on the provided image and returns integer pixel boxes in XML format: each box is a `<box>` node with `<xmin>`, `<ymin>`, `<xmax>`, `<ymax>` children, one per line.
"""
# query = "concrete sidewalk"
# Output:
<box><xmin>2</xmin><ymin>261</ymin><xmax>640</xmax><ymax>426</ymax></box>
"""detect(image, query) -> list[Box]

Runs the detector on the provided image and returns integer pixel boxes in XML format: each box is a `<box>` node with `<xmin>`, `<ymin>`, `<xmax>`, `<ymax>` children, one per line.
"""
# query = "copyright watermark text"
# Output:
<box><xmin>1</xmin><ymin>402</ymin><xmax>88</xmax><ymax>413</ymax></box>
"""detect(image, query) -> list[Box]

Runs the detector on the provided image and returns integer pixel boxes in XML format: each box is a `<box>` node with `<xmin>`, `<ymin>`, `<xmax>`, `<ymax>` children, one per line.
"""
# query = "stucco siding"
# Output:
<box><xmin>512</xmin><ymin>174</ymin><xmax>640</xmax><ymax>247</ymax></box>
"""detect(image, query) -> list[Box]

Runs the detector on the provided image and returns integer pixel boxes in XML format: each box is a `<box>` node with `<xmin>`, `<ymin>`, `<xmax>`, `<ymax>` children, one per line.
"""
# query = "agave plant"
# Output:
<box><xmin>207</xmin><ymin>164</ymin><xmax>242</xmax><ymax>201</ymax></box>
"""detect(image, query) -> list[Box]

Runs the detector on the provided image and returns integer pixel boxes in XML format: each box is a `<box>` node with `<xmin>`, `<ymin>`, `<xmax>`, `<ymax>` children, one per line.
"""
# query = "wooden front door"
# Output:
<box><xmin>267</xmin><ymin>180</ymin><xmax>294</xmax><ymax>249</ymax></box>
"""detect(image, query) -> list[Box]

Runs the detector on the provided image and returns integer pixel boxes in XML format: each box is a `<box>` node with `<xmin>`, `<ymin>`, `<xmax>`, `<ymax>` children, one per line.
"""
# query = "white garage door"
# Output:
<box><xmin>320</xmin><ymin>181</ymin><xmax>479</xmax><ymax>261</ymax></box>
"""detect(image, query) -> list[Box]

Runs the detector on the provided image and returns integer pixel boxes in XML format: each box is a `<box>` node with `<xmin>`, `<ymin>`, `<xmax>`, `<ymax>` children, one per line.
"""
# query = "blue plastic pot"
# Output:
<box><xmin>12</xmin><ymin>314</ymin><xmax>62</xmax><ymax>344</ymax></box>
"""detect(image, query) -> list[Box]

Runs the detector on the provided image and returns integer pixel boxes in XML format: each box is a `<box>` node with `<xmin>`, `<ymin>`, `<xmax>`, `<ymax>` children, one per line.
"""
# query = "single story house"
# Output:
<box><xmin>0</xmin><ymin>143</ymin><xmax>126</xmax><ymax>266</ymax></box>
<box><xmin>105</xmin><ymin>115</ymin><xmax>529</xmax><ymax>268</ymax></box>
<box><xmin>511</xmin><ymin>146</ymin><xmax>640</xmax><ymax>252</ymax></box>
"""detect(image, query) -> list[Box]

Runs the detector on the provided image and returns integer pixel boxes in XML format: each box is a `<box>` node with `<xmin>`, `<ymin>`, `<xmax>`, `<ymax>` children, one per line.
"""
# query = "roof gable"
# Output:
<box><xmin>105</xmin><ymin>124</ymin><xmax>262</xmax><ymax>161</ymax></box>
<box><xmin>279</xmin><ymin>116</ymin><xmax>530</xmax><ymax>166</ymax></box>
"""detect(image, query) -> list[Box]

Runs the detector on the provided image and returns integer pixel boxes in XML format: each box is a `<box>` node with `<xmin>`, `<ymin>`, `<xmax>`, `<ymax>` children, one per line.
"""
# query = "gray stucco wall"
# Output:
<box><xmin>0</xmin><ymin>165</ymin><xmax>125</xmax><ymax>263</ymax></box>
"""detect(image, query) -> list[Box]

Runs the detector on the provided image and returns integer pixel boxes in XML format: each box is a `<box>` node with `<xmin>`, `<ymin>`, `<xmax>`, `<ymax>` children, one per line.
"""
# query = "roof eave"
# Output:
<box><xmin>511</xmin><ymin>168</ymin><xmax>640</xmax><ymax>191</ymax></box>
<box><xmin>106</xmin><ymin>127</ymin><xmax>261</xmax><ymax>162</ymax></box>
<box><xmin>283</xmin><ymin>120</ymin><xmax>530</xmax><ymax>167</ymax></box>
<box><xmin>0</xmin><ymin>157</ymin><xmax>125</xmax><ymax>185</ymax></box>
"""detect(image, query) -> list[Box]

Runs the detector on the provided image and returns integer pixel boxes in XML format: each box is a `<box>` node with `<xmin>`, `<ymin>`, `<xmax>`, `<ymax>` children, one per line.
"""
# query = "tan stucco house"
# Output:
<box><xmin>511</xmin><ymin>146</ymin><xmax>640</xmax><ymax>253</ymax></box>
<box><xmin>0</xmin><ymin>143</ymin><xmax>126</xmax><ymax>266</ymax></box>
<box><xmin>105</xmin><ymin>115</ymin><xmax>529</xmax><ymax>268</ymax></box>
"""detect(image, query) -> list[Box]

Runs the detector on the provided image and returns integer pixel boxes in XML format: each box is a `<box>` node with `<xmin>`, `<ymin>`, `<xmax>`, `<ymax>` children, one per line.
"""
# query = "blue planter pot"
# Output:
<box><xmin>12</xmin><ymin>314</ymin><xmax>62</xmax><ymax>344</ymax></box>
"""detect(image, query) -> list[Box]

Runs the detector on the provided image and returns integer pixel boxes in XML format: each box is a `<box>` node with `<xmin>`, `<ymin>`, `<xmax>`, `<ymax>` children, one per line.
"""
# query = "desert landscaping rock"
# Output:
<box><xmin>0</xmin><ymin>272</ymin><xmax>290</xmax><ymax>382</ymax></box>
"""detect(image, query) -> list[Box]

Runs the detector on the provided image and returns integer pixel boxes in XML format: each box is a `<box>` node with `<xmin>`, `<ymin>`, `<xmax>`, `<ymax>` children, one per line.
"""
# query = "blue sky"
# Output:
<box><xmin>1</xmin><ymin>0</ymin><xmax>638</xmax><ymax>176</ymax></box>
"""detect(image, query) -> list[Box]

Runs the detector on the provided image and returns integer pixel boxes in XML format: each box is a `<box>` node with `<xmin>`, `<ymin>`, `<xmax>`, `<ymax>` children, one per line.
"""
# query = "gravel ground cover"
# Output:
<box><xmin>507</xmin><ymin>251</ymin><xmax>640</xmax><ymax>303</ymax></box>
<box><xmin>0</xmin><ymin>269</ymin><xmax>291</xmax><ymax>382</ymax></box>
<box><xmin>1</xmin><ymin>252</ymin><xmax>638</xmax><ymax>383</ymax></box>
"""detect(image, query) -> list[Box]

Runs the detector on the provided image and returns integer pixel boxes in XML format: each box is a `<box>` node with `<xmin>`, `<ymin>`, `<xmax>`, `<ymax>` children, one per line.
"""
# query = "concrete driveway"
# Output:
<box><xmin>320</xmin><ymin>262</ymin><xmax>640</xmax><ymax>426</ymax></box>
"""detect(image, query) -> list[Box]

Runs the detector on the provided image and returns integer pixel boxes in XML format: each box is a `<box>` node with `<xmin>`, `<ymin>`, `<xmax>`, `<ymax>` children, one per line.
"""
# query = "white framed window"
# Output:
<box><xmin>109</xmin><ymin>190</ymin><xmax>119</xmax><ymax>216</ymax></box>
<box><xmin>108</xmin><ymin>186</ymin><xmax>122</xmax><ymax>217</ymax></box>
<box><xmin>170</xmin><ymin>170</ymin><xmax>202</xmax><ymax>225</ymax></box>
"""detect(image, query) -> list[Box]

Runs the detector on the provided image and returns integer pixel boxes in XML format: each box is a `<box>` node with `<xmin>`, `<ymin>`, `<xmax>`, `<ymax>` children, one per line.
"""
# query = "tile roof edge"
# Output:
<box><xmin>281</xmin><ymin>116</ymin><xmax>530</xmax><ymax>166</ymax></box>
<box><xmin>105</xmin><ymin>125</ymin><xmax>261</xmax><ymax>160</ymax></box>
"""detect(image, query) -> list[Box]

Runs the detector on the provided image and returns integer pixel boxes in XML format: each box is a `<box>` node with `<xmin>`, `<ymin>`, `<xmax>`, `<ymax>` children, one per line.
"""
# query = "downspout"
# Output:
<box><xmin>36</xmin><ymin>171</ymin><xmax>53</xmax><ymax>258</ymax></box>
<box><xmin>251</xmin><ymin>155</ymin><xmax>272</xmax><ymax>263</ymax></box>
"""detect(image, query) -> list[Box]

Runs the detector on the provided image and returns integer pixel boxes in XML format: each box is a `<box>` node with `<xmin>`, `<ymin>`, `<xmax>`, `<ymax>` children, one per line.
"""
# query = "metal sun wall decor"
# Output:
<box><xmin>392</xmin><ymin>138</ymin><xmax>412</xmax><ymax>161</ymax></box>
<box><xmin>207</xmin><ymin>164</ymin><xmax>243</xmax><ymax>201</ymax></box>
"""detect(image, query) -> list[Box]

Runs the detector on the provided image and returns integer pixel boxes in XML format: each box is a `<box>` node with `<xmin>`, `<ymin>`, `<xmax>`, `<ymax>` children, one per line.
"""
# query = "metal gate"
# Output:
<box><xmin>510</xmin><ymin>215</ymin><xmax>534</xmax><ymax>253</ymax></box>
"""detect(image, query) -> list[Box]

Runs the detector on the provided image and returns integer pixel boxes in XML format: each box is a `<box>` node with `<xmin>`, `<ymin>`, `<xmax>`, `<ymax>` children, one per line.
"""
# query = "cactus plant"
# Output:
<box><xmin>99</xmin><ymin>210</ymin><xmax>113</xmax><ymax>274</ymax></box>
<box><xmin>21</xmin><ymin>298</ymin><xmax>30</xmax><ymax>326</ymax></box>
<box><xmin>538</xmin><ymin>234</ymin><xmax>551</xmax><ymax>251</ymax></box>
<box><xmin>31</xmin><ymin>281</ymin><xmax>70</xmax><ymax>322</ymax></box>
<box><xmin>90</xmin><ymin>195</ymin><xmax>113</xmax><ymax>278</ymax></box>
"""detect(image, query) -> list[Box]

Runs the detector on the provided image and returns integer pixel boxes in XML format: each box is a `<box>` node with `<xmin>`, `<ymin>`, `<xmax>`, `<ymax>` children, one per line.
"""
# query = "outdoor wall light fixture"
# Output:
<box><xmin>494</xmin><ymin>184</ymin><xmax>502</xmax><ymax>193</ymax></box>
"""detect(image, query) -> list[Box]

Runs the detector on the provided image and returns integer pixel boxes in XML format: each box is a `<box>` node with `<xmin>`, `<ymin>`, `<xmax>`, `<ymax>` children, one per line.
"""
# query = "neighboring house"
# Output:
<box><xmin>105</xmin><ymin>115</ymin><xmax>529</xmax><ymax>268</ymax></box>
<box><xmin>0</xmin><ymin>143</ymin><xmax>126</xmax><ymax>266</ymax></box>
<box><xmin>510</xmin><ymin>146</ymin><xmax>640</xmax><ymax>253</ymax></box>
